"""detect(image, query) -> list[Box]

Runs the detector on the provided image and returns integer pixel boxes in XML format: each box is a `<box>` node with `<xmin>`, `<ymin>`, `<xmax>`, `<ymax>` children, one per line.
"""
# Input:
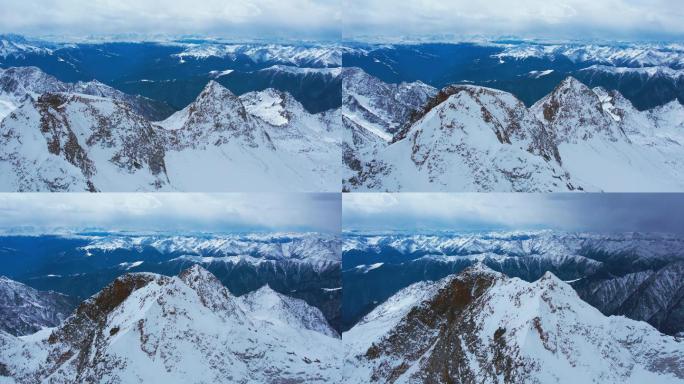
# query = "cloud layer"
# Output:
<box><xmin>343</xmin><ymin>193</ymin><xmax>684</xmax><ymax>234</ymax></box>
<box><xmin>343</xmin><ymin>0</ymin><xmax>684</xmax><ymax>40</ymax></box>
<box><xmin>0</xmin><ymin>193</ymin><xmax>340</xmax><ymax>233</ymax></box>
<box><xmin>0</xmin><ymin>0</ymin><xmax>341</xmax><ymax>39</ymax></box>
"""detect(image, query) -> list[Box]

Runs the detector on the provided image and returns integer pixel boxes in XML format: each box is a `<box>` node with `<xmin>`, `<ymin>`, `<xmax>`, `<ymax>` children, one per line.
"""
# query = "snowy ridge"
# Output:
<box><xmin>157</xmin><ymin>80</ymin><xmax>341</xmax><ymax>192</ymax></box>
<box><xmin>80</xmin><ymin>232</ymin><xmax>341</xmax><ymax>268</ymax></box>
<box><xmin>493</xmin><ymin>43</ymin><xmax>684</xmax><ymax>68</ymax></box>
<box><xmin>344</xmin><ymin>266</ymin><xmax>684</xmax><ymax>383</ymax></box>
<box><xmin>0</xmin><ymin>35</ymin><xmax>54</xmax><ymax>58</ymax></box>
<box><xmin>173</xmin><ymin>43</ymin><xmax>341</xmax><ymax>67</ymax></box>
<box><xmin>579</xmin><ymin>64</ymin><xmax>684</xmax><ymax>80</ymax></box>
<box><xmin>0</xmin><ymin>265</ymin><xmax>341</xmax><ymax>383</ymax></box>
<box><xmin>343</xmin><ymin>231</ymin><xmax>684</xmax><ymax>261</ymax></box>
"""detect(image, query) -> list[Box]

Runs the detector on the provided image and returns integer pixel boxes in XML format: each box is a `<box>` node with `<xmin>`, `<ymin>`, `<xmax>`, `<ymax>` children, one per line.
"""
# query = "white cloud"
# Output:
<box><xmin>0</xmin><ymin>193</ymin><xmax>340</xmax><ymax>233</ymax></box>
<box><xmin>342</xmin><ymin>0</ymin><xmax>684</xmax><ymax>40</ymax></box>
<box><xmin>343</xmin><ymin>193</ymin><xmax>684</xmax><ymax>233</ymax></box>
<box><xmin>0</xmin><ymin>0</ymin><xmax>341</xmax><ymax>39</ymax></box>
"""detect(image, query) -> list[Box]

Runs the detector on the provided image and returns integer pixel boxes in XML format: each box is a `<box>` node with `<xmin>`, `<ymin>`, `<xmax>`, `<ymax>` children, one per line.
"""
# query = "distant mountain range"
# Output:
<box><xmin>0</xmin><ymin>34</ymin><xmax>341</xmax><ymax>114</ymax></box>
<box><xmin>343</xmin><ymin>42</ymin><xmax>684</xmax><ymax>110</ymax></box>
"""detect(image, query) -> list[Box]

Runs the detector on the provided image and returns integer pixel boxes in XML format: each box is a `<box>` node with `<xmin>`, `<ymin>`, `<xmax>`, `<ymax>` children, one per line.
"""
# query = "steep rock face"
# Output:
<box><xmin>344</xmin><ymin>266</ymin><xmax>684</xmax><ymax>383</ymax></box>
<box><xmin>0</xmin><ymin>277</ymin><xmax>75</xmax><ymax>336</ymax></box>
<box><xmin>0</xmin><ymin>92</ymin><xmax>169</xmax><ymax>191</ymax></box>
<box><xmin>160</xmin><ymin>80</ymin><xmax>273</xmax><ymax>149</ymax></box>
<box><xmin>0</xmin><ymin>266</ymin><xmax>341</xmax><ymax>383</ymax></box>
<box><xmin>532</xmin><ymin>77</ymin><xmax>625</xmax><ymax>143</ymax></box>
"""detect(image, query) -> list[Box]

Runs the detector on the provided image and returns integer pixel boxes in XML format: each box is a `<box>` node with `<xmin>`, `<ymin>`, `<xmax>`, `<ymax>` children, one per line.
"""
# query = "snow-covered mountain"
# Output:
<box><xmin>0</xmin><ymin>265</ymin><xmax>341</xmax><ymax>383</ymax></box>
<box><xmin>0</xmin><ymin>277</ymin><xmax>75</xmax><ymax>336</ymax></box>
<box><xmin>158</xmin><ymin>80</ymin><xmax>340</xmax><ymax>191</ymax></box>
<box><xmin>0</xmin><ymin>35</ymin><xmax>55</xmax><ymax>59</ymax></box>
<box><xmin>0</xmin><ymin>67</ymin><xmax>341</xmax><ymax>192</ymax></box>
<box><xmin>344</xmin><ymin>265</ymin><xmax>684</xmax><ymax>383</ymax></box>
<box><xmin>0</xmin><ymin>91</ymin><xmax>170</xmax><ymax>192</ymax></box>
<box><xmin>345</xmin><ymin>68</ymin><xmax>684</xmax><ymax>191</ymax></box>
<box><xmin>343</xmin><ymin>231</ymin><xmax>684</xmax><ymax>260</ymax></box>
<box><xmin>1</xmin><ymin>232</ymin><xmax>342</xmax><ymax>331</ymax></box>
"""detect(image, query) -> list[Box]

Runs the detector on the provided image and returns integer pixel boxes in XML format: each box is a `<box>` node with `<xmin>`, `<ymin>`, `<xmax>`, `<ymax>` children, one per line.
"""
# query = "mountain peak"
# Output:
<box><xmin>200</xmin><ymin>80</ymin><xmax>234</xmax><ymax>98</ymax></box>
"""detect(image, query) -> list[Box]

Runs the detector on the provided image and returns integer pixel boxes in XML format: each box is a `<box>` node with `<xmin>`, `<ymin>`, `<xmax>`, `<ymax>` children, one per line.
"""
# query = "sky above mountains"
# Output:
<box><xmin>343</xmin><ymin>193</ymin><xmax>684</xmax><ymax>233</ymax></box>
<box><xmin>0</xmin><ymin>0</ymin><xmax>341</xmax><ymax>40</ymax></box>
<box><xmin>1</xmin><ymin>1</ymin><xmax>679</xmax><ymax>42</ymax></box>
<box><xmin>343</xmin><ymin>0</ymin><xmax>684</xmax><ymax>41</ymax></box>
<box><xmin>0</xmin><ymin>193</ymin><xmax>341</xmax><ymax>234</ymax></box>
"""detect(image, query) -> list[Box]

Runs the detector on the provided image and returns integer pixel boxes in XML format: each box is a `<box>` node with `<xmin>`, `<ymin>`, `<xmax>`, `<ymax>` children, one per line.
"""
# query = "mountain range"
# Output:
<box><xmin>0</xmin><ymin>34</ymin><xmax>342</xmax><ymax>113</ymax></box>
<box><xmin>342</xmin><ymin>231</ymin><xmax>684</xmax><ymax>336</ymax></box>
<box><xmin>0</xmin><ymin>265</ymin><xmax>341</xmax><ymax>383</ymax></box>
<box><xmin>0</xmin><ymin>66</ymin><xmax>340</xmax><ymax>191</ymax></box>
<box><xmin>344</xmin><ymin>68</ymin><xmax>684</xmax><ymax>191</ymax></box>
<box><xmin>0</xmin><ymin>232</ymin><xmax>342</xmax><ymax>331</ymax></box>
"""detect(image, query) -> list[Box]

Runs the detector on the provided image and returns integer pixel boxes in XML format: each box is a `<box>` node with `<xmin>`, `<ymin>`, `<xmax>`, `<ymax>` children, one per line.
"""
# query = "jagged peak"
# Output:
<box><xmin>179</xmin><ymin>264</ymin><xmax>221</xmax><ymax>286</ymax></box>
<box><xmin>556</xmin><ymin>76</ymin><xmax>588</xmax><ymax>92</ymax></box>
<box><xmin>459</xmin><ymin>262</ymin><xmax>504</xmax><ymax>278</ymax></box>
<box><xmin>199</xmin><ymin>80</ymin><xmax>235</xmax><ymax>98</ymax></box>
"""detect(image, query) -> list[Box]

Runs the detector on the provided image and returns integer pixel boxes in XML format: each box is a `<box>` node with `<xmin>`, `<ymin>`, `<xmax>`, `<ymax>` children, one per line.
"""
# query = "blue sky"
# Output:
<box><xmin>343</xmin><ymin>193</ymin><xmax>684</xmax><ymax>233</ymax></box>
<box><xmin>0</xmin><ymin>193</ymin><xmax>341</xmax><ymax>234</ymax></box>
<box><xmin>0</xmin><ymin>0</ymin><xmax>341</xmax><ymax>40</ymax></box>
<box><xmin>343</xmin><ymin>0</ymin><xmax>684</xmax><ymax>41</ymax></box>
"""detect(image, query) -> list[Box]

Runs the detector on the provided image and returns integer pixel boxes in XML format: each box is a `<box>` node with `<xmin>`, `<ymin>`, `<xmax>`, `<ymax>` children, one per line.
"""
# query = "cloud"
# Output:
<box><xmin>343</xmin><ymin>193</ymin><xmax>684</xmax><ymax>234</ymax></box>
<box><xmin>0</xmin><ymin>193</ymin><xmax>341</xmax><ymax>233</ymax></box>
<box><xmin>342</xmin><ymin>0</ymin><xmax>684</xmax><ymax>40</ymax></box>
<box><xmin>0</xmin><ymin>0</ymin><xmax>341</xmax><ymax>39</ymax></box>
